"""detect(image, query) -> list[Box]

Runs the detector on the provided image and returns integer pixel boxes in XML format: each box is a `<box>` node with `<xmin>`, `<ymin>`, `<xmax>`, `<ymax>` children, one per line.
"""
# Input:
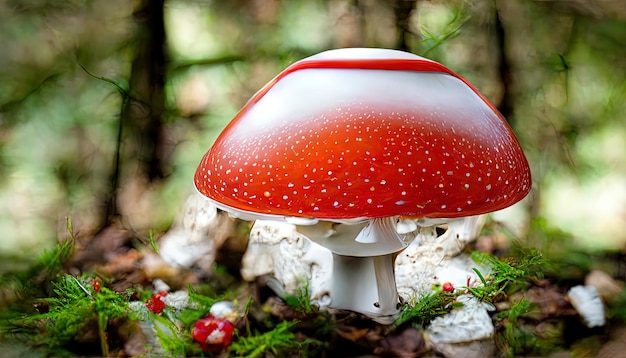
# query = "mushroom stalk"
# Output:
<box><xmin>330</xmin><ymin>253</ymin><xmax>399</xmax><ymax>324</ymax></box>
<box><xmin>314</xmin><ymin>217</ymin><xmax>404</xmax><ymax>324</ymax></box>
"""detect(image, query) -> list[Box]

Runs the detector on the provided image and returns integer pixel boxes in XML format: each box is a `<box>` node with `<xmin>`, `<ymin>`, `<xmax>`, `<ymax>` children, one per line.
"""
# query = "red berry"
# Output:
<box><xmin>92</xmin><ymin>280</ymin><xmax>101</xmax><ymax>294</ymax></box>
<box><xmin>442</xmin><ymin>282</ymin><xmax>454</xmax><ymax>292</ymax></box>
<box><xmin>192</xmin><ymin>315</ymin><xmax>235</xmax><ymax>353</ymax></box>
<box><xmin>146</xmin><ymin>291</ymin><xmax>168</xmax><ymax>313</ymax></box>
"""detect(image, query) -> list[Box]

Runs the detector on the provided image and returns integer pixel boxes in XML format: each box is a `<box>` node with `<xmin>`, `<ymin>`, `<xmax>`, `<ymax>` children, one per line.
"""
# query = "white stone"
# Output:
<box><xmin>395</xmin><ymin>215</ymin><xmax>488</xmax><ymax>301</ymax></box>
<box><xmin>426</xmin><ymin>294</ymin><xmax>495</xmax><ymax>344</ymax></box>
<box><xmin>240</xmin><ymin>220</ymin><xmax>333</xmax><ymax>305</ymax></box>
<box><xmin>158</xmin><ymin>192</ymin><xmax>232</xmax><ymax>269</ymax></box>
<box><xmin>152</xmin><ymin>278</ymin><xmax>170</xmax><ymax>293</ymax></box>
<box><xmin>161</xmin><ymin>291</ymin><xmax>190</xmax><ymax>310</ymax></box>
<box><xmin>568</xmin><ymin>285</ymin><xmax>606</xmax><ymax>327</ymax></box>
<box><xmin>209</xmin><ymin>301</ymin><xmax>239</xmax><ymax>323</ymax></box>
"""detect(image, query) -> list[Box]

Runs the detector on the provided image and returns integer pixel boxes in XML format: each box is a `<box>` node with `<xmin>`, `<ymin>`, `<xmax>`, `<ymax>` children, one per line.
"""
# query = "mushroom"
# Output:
<box><xmin>194</xmin><ymin>48</ymin><xmax>531</xmax><ymax>324</ymax></box>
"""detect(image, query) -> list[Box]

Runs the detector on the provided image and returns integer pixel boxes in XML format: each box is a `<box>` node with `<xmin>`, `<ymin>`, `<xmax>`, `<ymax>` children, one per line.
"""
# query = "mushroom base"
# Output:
<box><xmin>330</xmin><ymin>253</ymin><xmax>400</xmax><ymax>325</ymax></box>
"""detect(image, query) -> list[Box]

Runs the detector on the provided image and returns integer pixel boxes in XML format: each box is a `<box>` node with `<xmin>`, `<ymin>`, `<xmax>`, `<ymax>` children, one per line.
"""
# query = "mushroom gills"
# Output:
<box><xmin>297</xmin><ymin>217</ymin><xmax>407</xmax><ymax>257</ymax></box>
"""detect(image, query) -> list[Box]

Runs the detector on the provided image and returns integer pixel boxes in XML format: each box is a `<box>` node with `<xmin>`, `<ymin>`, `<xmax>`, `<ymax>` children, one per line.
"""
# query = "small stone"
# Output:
<box><xmin>568</xmin><ymin>285</ymin><xmax>606</xmax><ymax>328</ymax></box>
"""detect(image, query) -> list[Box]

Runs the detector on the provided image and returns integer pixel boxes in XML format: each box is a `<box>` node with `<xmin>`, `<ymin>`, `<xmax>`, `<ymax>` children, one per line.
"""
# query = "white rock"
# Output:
<box><xmin>568</xmin><ymin>285</ymin><xmax>606</xmax><ymax>327</ymax></box>
<box><xmin>240</xmin><ymin>220</ymin><xmax>333</xmax><ymax>305</ymax></box>
<box><xmin>426</xmin><ymin>294</ymin><xmax>495</xmax><ymax>344</ymax></box>
<box><xmin>158</xmin><ymin>192</ymin><xmax>232</xmax><ymax>269</ymax></box>
<box><xmin>161</xmin><ymin>291</ymin><xmax>190</xmax><ymax>310</ymax></box>
<box><xmin>209</xmin><ymin>301</ymin><xmax>240</xmax><ymax>323</ymax></box>
<box><xmin>152</xmin><ymin>278</ymin><xmax>170</xmax><ymax>293</ymax></box>
<box><xmin>395</xmin><ymin>216</ymin><xmax>488</xmax><ymax>301</ymax></box>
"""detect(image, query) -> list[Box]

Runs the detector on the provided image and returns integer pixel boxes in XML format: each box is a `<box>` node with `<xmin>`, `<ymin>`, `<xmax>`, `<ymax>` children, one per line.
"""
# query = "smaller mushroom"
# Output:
<box><xmin>145</xmin><ymin>290</ymin><xmax>169</xmax><ymax>314</ymax></box>
<box><xmin>192</xmin><ymin>316</ymin><xmax>235</xmax><ymax>353</ymax></box>
<box><xmin>192</xmin><ymin>300</ymin><xmax>240</xmax><ymax>353</ymax></box>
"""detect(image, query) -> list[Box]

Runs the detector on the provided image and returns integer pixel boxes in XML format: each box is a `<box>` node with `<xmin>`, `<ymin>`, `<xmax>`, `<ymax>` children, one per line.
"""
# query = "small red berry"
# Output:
<box><xmin>192</xmin><ymin>315</ymin><xmax>235</xmax><ymax>353</ymax></box>
<box><xmin>146</xmin><ymin>291</ymin><xmax>168</xmax><ymax>313</ymax></box>
<box><xmin>442</xmin><ymin>282</ymin><xmax>454</xmax><ymax>292</ymax></box>
<box><xmin>92</xmin><ymin>280</ymin><xmax>101</xmax><ymax>294</ymax></box>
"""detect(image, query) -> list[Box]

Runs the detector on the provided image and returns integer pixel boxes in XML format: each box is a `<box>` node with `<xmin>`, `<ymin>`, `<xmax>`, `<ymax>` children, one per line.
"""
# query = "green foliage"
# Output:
<box><xmin>468</xmin><ymin>249</ymin><xmax>549</xmax><ymax>303</ymax></box>
<box><xmin>418</xmin><ymin>3</ymin><xmax>470</xmax><ymax>56</ymax></box>
<box><xmin>0</xmin><ymin>234</ymin><xmax>74</xmax><ymax>300</ymax></box>
<box><xmin>21</xmin><ymin>217</ymin><xmax>76</xmax><ymax>286</ymax></box>
<box><xmin>498</xmin><ymin>299</ymin><xmax>536</xmax><ymax>356</ymax></box>
<box><xmin>396</xmin><ymin>248</ymin><xmax>563</xmax><ymax>356</ymax></box>
<box><xmin>396</xmin><ymin>291</ymin><xmax>460</xmax><ymax>328</ymax></box>
<box><xmin>177</xmin><ymin>284</ymin><xmax>226</xmax><ymax>326</ymax></box>
<box><xmin>148</xmin><ymin>229</ymin><xmax>160</xmax><ymax>254</ymax></box>
<box><xmin>282</xmin><ymin>282</ymin><xmax>318</xmax><ymax>314</ymax></box>
<box><xmin>0</xmin><ymin>218</ymin><xmax>75</xmax><ymax>320</ymax></box>
<box><xmin>8</xmin><ymin>274</ymin><xmax>134</xmax><ymax>356</ymax></box>
<box><xmin>496</xmin><ymin>299</ymin><xmax>561</xmax><ymax>357</ymax></box>
<box><xmin>150</xmin><ymin>311</ymin><xmax>197</xmax><ymax>356</ymax></box>
<box><xmin>397</xmin><ymin>248</ymin><xmax>552</xmax><ymax>330</ymax></box>
<box><xmin>467</xmin><ymin>249</ymin><xmax>564</xmax><ymax>356</ymax></box>
<box><xmin>606</xmin><ymin>288</ymin><xmax>626</xmax><ymax>321</ymax></box>
<box><xmin>230</xmin><ymin>320</ymin><xmax>321</xmax><ymax>358</ymax></box>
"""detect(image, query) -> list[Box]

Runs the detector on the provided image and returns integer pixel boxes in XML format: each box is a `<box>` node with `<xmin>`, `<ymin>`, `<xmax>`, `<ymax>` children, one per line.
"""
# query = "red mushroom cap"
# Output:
<box><xmin>194</xmin><ymin>48</ymin><xmax>531</xmax><ymax>221</ymax></box>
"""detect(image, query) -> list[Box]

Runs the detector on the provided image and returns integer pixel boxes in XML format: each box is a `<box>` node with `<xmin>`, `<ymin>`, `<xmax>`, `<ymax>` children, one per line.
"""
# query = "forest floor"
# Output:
<box><xmin>1</xmin><ymin>215</ymin><xmax>626</xmax><ymax>358</ymax></box>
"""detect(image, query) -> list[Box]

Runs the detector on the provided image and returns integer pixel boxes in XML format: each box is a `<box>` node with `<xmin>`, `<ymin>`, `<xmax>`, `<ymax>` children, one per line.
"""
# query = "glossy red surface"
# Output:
<box><xmin>194</xmin><ymin>49</ymin><xmax>531</xmax><ymax>220</ymax></box>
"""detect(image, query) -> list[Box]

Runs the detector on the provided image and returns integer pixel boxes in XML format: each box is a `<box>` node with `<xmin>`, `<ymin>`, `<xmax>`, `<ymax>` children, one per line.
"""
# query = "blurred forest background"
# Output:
<box><xmin>0</xmin><ymin>0</ymin><xmax>625</xmax><ymax>271</ymax></box>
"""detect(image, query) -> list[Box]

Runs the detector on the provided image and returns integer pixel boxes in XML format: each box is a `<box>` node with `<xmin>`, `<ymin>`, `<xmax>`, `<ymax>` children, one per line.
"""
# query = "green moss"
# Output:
<box><xmin>230</xmin><ymin>320</ymin><xmax>323</xmax><ymax>358</ymax></box>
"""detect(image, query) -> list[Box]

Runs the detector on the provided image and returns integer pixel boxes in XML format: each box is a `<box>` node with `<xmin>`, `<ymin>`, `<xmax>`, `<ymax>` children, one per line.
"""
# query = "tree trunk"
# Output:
<box><xmin>105</xmin><ymin>0</ymin><xmax>167</xmax><ymax>224</ymax></box>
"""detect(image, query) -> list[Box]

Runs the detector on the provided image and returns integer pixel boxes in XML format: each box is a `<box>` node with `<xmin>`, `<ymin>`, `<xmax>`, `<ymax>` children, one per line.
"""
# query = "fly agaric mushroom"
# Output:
<box><xmin>194</xmin><ymin>48</ymin><xmax>531</xmax><ymax>324</ymax></box>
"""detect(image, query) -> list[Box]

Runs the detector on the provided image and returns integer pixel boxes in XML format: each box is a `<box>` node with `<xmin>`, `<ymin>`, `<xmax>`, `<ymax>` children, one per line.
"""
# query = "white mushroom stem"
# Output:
<box><xmin>302</xmin><ymin>217</ymin><xmax>406</xmax><ymax>324</ymax></box>
<box><xmin>330</xmin><ymin>253</ymin><xmax>399</xmax><ymax>324</ymax></box>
